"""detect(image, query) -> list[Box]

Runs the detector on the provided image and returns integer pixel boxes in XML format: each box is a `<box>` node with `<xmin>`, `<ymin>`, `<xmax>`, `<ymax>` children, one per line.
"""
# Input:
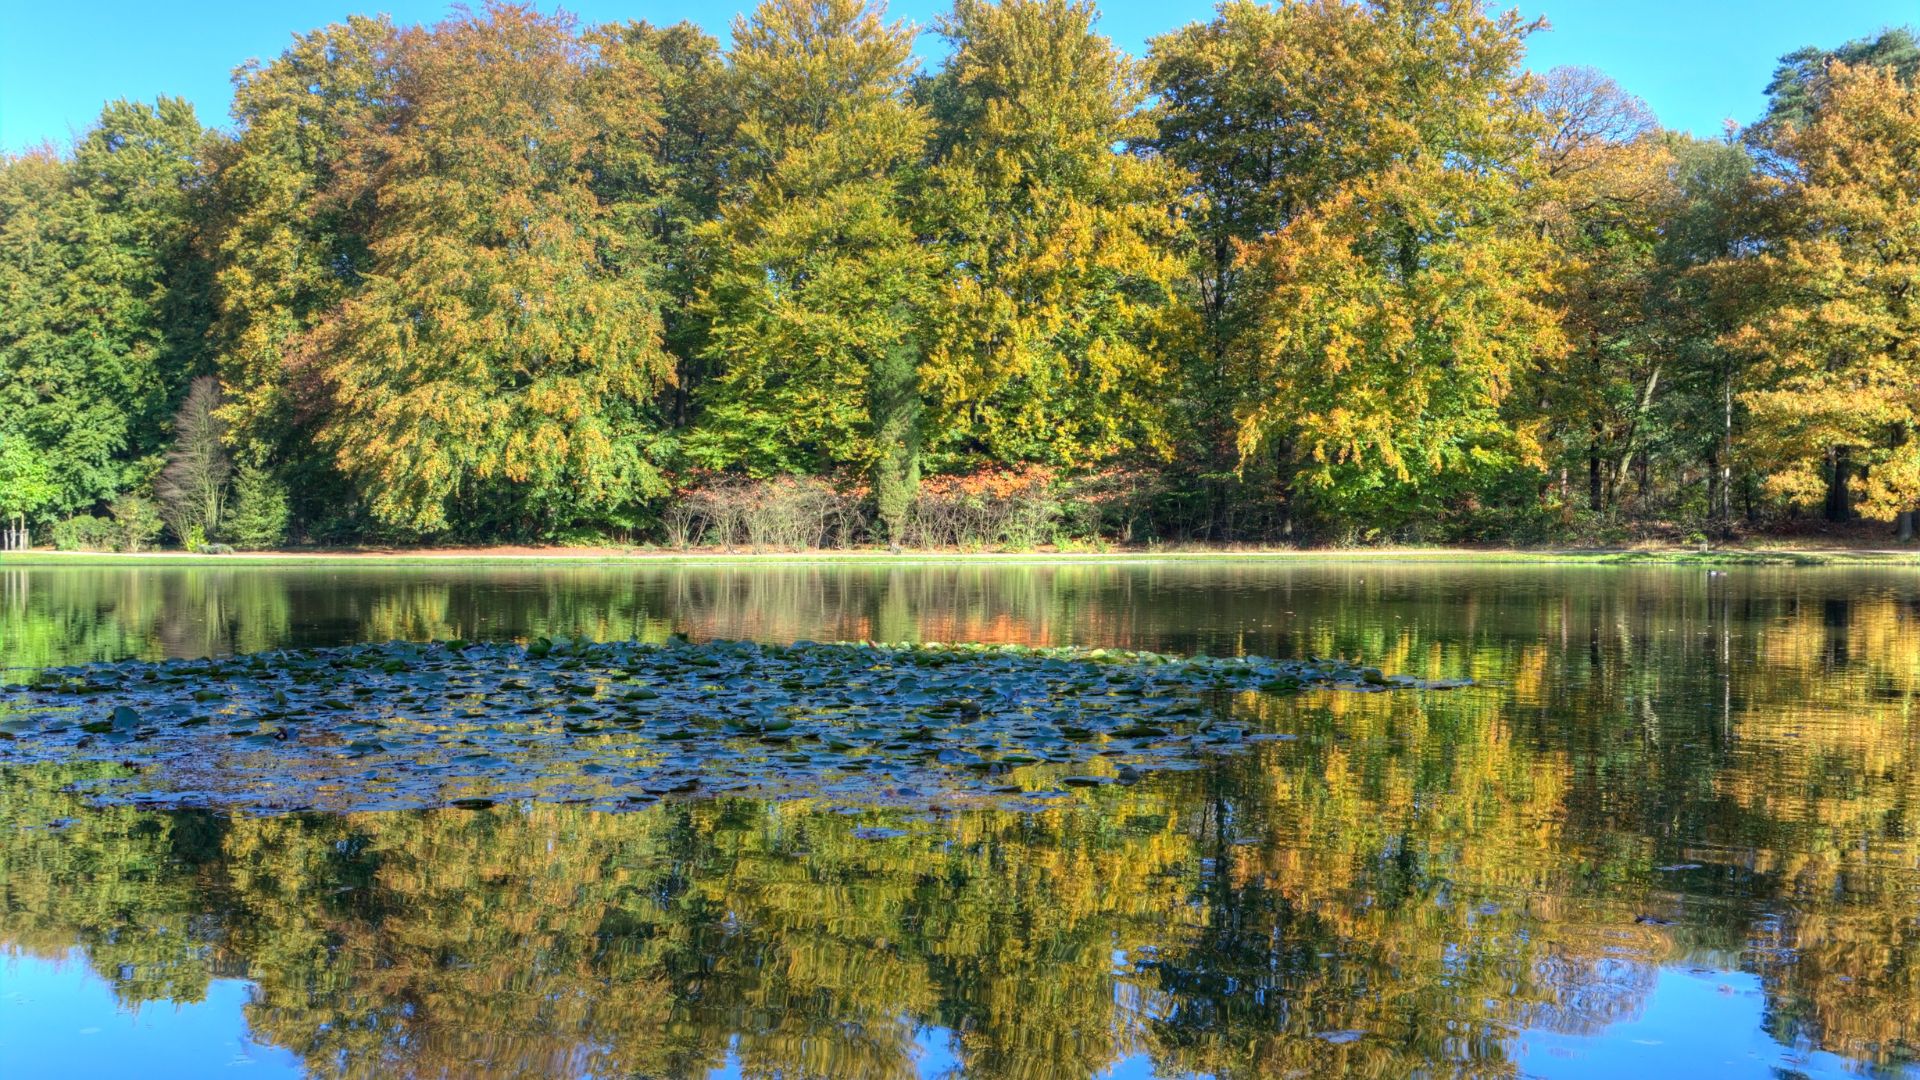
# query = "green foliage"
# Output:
<box><xmin>0</xmin><ymin>98</ymin><xmax>211</xmax><ymax>516</ymax></box>
<box><xmin>0</xmin><ymin>436</ymin><xmax>59</xmax><ymax>528</ymax></box>
<box><xmin>108</xmin><ymin>494</ymin><xmax>164</xmax><ymax>552</ymax></box>
<box><xmin>689</xmin><ymin>0</ymin><xmax>934</xmax><ymax>486</ymax></box>
<box><xmin>49</xmin><ymin>515</ymin><xmax>121</xmax><ymax>552</ymax></box>
<box><xmin>1756</xmin><ymin>27</ymin><xmax>1920</xmax><ymax>139</ymax></box>
<box><xmin>7</xmin><ymin>1</ymin><xmax>1920</xmax><ymax>547</ymax></box>
<box><xmin>225</xmin><ymin>465</ymin><xmax>291</xmax><ymax>550</ymax></box>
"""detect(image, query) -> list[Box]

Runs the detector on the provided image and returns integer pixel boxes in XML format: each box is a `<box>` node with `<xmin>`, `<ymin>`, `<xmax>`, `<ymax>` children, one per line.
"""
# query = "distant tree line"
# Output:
<box><xmin>2</xmin><ymin>0</ymin><xmax>1917</xmax><ymax>549</ymax></box>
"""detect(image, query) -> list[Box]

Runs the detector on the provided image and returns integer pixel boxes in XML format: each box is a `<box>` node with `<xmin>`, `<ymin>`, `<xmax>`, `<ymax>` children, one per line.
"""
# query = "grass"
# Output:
<box><xmin>4</xmin><ymin>544</ymin><xmax>1918</xmax><ymax>568</ymax></box>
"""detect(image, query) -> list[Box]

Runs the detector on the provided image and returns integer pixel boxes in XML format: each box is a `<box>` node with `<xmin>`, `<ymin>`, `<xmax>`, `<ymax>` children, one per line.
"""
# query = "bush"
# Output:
<box><xmin>661</xmin><ymin>476</ymin><xmax>866</xmax><ymax>550</ymax></box>
<box><xmin>51</xmin><ymin>515</ymin><xmax>120</xmax><ymax>552</ymax></box>
<box><xmin>1054</xmin><ymin>468</ymin><xmax>1168</xmax><ymax>544</ymax></box>
<box><xmin>226</xmin><ymin>464</ymin><xmax>291</xmax><ymax>550</ymax></box>
<box><xmin>109</xmin><ymin>494</ymin><xmax>164</xmax><ymax>552</ymax></box>
<box><xmin>905</xmin><ymin>467</ymin><xmax>1060</xmax><ymax>550</ymax></box>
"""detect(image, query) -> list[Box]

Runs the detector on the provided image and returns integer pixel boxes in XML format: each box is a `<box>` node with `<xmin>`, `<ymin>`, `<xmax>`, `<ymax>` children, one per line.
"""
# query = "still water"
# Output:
<box><xmin>1</xmin><ymin>560</ymin><xmax>1917</xmax><ymax>1078</ymax></box>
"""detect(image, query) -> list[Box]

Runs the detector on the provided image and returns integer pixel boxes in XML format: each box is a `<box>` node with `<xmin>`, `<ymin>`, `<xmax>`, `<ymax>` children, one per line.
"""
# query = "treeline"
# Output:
<box><xmin>2</xmin><ymin>0</ymin><xmax>1917</xmax><ymax>550</ymax></box>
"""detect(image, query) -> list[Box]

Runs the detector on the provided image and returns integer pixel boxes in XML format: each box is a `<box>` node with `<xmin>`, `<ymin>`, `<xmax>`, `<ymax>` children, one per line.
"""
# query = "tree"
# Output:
<box><xmin>1147</xmin><ymin>0</ymin><xmax>1555</xmax><ymax>538</ymax></box>
<box><xmin>0</xmin><ymin>98</ymin><xmax>210</xmax><ymax>517</ymax></box>
<box><xmin>1732</xmin><ymin>63</ymin><xmax>1920</xmax><ymax>529</ymax></box>
<box><xmin>155</xmin><ymin>376</ymin><xmax>231</xmax><ymax>545</ymax></box>
<box><xmin>594</xmin><ymin>20</ymin><xmax>735</xmax><ymax>427</ymax></box>
<box><xmin>917</xmin><ymin>0</ymin><xmax>1188</xmax><ymax>469</ymax></box>
<box><xmin>1646</xmin><ymin>137</ymin><xmax>1763</xmax><ymax>532</ymax></box>
<box><xmin>1753</xmin><ymin>27</ymin><xmax>1920</xmax><ymax>144</ymax></box>
<box><xmin>306</xmin><ymin>3</ymin><xmax>677</xmax><ymax>535</ymax></box>
<box><xmin>1528</xmin><ymin>67</ymin><xmax>1675</xmax><ymax>516</ymax></box>
<box><xmin>0</xmin><ymin>436</ymin><xmax>57</xmax><ymax>550</ymax></box>
<box><xmin>1146</xmin><ymin>0</ymin><xmax>1367</xmax><ymax>534</ymax></box>
<box><xmin>225</xmin><ymin>464</ymin><xmax>291</xmax><ymax>550</ymax></box>
<box><xmin>207</xmin><ymin>15</ymin><xmax>397</xmax><ymax>469</ymax></box>
<box><xmin>1233</xmin><ymin>161</ymin><xmax>1563</xmax><ymax>531</ymax></box>
<box><xmin>689</xmin><ymin>0</ymin><xmax>936</xmax><ymax>530</ymax></box>
<box><xmin>1162</xmin><ymin>0</ymin><xmax>1558</xmax><ymax>534</ymax></box>
<box><xmin>108</xmin><ymin>493</ymin><xmax>164</xmax><ymax>552</ymax></box>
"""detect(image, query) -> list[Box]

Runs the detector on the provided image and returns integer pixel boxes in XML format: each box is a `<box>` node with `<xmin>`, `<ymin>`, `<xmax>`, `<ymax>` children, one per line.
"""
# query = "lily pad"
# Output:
<box><xmin>0</xmin><ymin>637</ymin><xmax>1459</xmax><ymax>814</ymax></box>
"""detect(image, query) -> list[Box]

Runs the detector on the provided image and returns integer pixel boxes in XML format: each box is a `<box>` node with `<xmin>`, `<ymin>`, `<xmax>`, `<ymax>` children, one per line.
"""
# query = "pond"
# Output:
<box><xmin>1</xmin><ymin>560</ymin><xmax>1917</xmax><ymax>1078</ymax></box>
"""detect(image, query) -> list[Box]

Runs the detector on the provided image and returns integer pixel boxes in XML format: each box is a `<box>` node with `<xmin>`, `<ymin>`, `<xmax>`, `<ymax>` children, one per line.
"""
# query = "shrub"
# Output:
<box><xmin>906</xmin><ymin>466</ymin><xmax>1060</xmax><ymax>550</ymax></box>
<box><xmin>1054</xmin><ymin>468</ymin><xmax>1167</xmax><ymax>544</ymax></box>
<box><xmin>661</xmin><ymin>476</ymin><xmax>866</xmax><ymax>550</ymax></box>
<box><xmin>109</xmin><ymin>494</ymin><xmax>164</xmax><ymax>552</ymax></box>
<box><xmin>226</xmin><ymin>464</ymin><xmax>291</xmax><ymax>550</ymax></box>
<box><xmin>51</xmin><ymin>515</ymin><xmax>120</xmax><ymax>552</ymax></box>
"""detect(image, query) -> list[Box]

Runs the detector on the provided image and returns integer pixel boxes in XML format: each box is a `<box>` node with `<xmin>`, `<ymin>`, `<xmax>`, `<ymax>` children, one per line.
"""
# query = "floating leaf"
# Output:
<box><xmin>0</xmin><ymin>638</ymin><xmax>1455</xmax><ymax>814</ymax></box>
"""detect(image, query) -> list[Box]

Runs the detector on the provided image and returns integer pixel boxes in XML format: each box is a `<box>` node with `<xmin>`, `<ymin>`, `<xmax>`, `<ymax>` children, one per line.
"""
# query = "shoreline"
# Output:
<box><xmin>4</xmin><ymin>545</ymin><xmax>1919</xmax><ymax>568</ymax></box>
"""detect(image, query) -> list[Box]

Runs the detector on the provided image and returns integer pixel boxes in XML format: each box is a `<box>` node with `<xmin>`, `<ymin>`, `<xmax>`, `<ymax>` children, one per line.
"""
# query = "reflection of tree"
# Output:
<box><xmin>0</xmin><ymin>568</ymin><xmax>292</xmax><ymax>673</ymax></box>
<box><xmin>0</xmin><ymin>764</ymin><xmax>232</xmax><ymax>1006</ymax></box>
<box><xmin>4</xmin><ymin>566</ymin><xmax>1920</xmax><ymax>1073</ymax></box>
<box><xmin>1139</xmin><ymin>691</ymin><xmax>1672</xmax><ymax>1079</ymax></box>
<box><xmin>0</xmin><ymin>741</ymin><xmax>1662</xmax><ymax>1080</ymax></box>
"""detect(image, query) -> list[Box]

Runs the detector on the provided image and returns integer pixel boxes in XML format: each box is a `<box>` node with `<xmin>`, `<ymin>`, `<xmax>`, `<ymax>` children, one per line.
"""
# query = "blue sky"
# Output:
<box><xmin>1</xmin><ymin>0</ymin><xmax>1913</xmax><ymax>153</ymax></box>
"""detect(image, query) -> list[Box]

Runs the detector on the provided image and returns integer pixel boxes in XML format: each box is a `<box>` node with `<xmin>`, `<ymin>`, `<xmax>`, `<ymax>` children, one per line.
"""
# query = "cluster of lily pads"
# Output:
<box><xmin>0</xmin><ymin>637</ymin><xmax>1464</xmax><ymax>813</ymax></box>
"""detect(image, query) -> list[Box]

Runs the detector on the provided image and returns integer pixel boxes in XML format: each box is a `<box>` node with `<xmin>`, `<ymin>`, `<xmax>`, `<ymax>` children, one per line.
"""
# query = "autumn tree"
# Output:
<box><xmin>594</xmin><ymin>20</ymin><xmax>735</xmax><ymax>426</ymax></box>
<box><xmin>304</xmin><ymin>3</ymin><xmax>677</xmax><ymax>535</ymax></box>
<box><xmin>206</xmin><ymin>15</ymin><xmax>397</xmax><ymax>481</ymax></box>
<box><xmin>689</xmin><ymin>0</ymin><xmax>935</xmax><ymax>541</ymax></box>
<box><xmin>1528</xmin><ymin>67</ymin><xmax>1674</xmax><ymax>515</ymax></box>
<box><xmin>1163</xmin><ymin>0</ymin><xmax>1559</xmax><ymax>534</ymax></box>
<box><xmin>1733</xmin><ymin>62</ymin><xmax>1920</xmax><ymax>531</ymax></box>
<box><xmin>1147</xmin><ymin>0</ymin><xmax>1361</xmax><ymax>533</ymax></box>
<box><xmin>1642</xmin><ymin>136</ymin><xmax>1763</xmax><ymax>531</ymax></box>
<box><xmin>917</xmin><ymin>0</ymin><xmax>1187</xmax><ymax>470</ymax></box>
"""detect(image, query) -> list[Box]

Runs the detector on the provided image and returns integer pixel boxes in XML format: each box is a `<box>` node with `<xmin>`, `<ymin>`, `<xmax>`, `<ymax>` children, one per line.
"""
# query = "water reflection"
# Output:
<box><xmin>2</xmin><ymin>562</ymin><xmax>1919</xmax><ymax>1076</ymax></box>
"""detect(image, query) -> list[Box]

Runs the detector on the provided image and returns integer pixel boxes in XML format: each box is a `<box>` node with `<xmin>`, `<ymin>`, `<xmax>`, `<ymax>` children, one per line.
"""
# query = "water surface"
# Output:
<box><xmin>2</xmin><ymin>561</ymin><xmax>1917</xmax><ymax>1078</ymax></box>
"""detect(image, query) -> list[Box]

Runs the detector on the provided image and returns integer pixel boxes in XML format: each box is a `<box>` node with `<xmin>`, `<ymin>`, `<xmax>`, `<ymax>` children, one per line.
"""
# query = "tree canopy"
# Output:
<box><xmin>8</xmin><ymin>0</ymin><xmax>1920</xmax><ymax>547</ymax></box>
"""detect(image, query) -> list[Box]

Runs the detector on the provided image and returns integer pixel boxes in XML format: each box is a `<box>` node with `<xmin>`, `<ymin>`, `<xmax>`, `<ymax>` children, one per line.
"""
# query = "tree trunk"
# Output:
<box><xmin>1706</xmin><ymin>448</ymin><xmax>1721</xmax><ymax>532</ymax></box>
<box><xmin>1824</xmin><ymin>447</ymin><xmax>1853</xmax><ymax>523</ymax></box>
<box><xmin>1898</xmin><ymin>509</ymin><xmax>1916</xmax><ymax>543</ymax></box>
<box><xmin>1587</xmin><ymin>451</ymin><xmax>1602</xmax><ymax>512</ymax></box>
<box><xmin>1722</xmin><ymin>373</ymin><xmax>1735</xmax><ymax>531</ymax></box>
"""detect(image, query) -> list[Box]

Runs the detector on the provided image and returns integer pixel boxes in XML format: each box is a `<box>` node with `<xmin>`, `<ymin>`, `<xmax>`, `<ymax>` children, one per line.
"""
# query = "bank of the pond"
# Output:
<box><xmin>4</xmin><ymin>544</ymin><xmax>1920</xmax><ymax>568</ymax></box>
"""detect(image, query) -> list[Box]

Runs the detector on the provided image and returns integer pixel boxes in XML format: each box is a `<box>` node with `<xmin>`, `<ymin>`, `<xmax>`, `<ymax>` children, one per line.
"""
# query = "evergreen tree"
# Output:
<box><xmin>225</xmin><ymin>464</ymin><xmax>292</xmax><ymax>549</ymax></box>
<box><xmin>0</xmin><ymin>98</ymin><xmax>210</xmax><ymax>515</ymax></box>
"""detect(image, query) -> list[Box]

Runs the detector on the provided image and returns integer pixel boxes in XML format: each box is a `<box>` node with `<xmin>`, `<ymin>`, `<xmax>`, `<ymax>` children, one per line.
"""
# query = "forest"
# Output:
<box><xmin>1</xmin><ymin>0</ymin><xmax>1917</xmax><ymax>551</ymax></box>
